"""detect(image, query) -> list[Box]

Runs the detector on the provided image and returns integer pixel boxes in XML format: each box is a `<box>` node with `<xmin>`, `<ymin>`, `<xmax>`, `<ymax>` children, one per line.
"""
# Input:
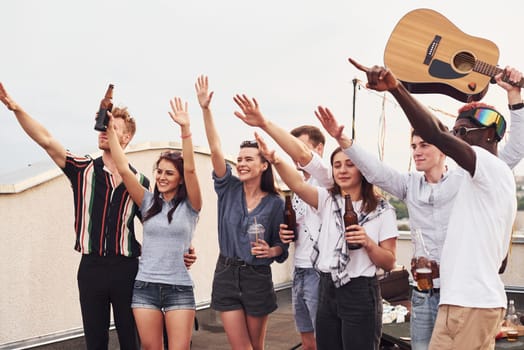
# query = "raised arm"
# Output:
<box><xmin>106</xmin><ymin>114</ymin><xmax>145</xmax><ymax>207</ymax></box>
<box><xmin>349</xmin><ymin>58</ymin><xmax>476</xmax><ymax>176</ymax></box>
<box><xmin>196</xmin><ymin>75</ymin><xmax>226</xmax><ymax>177</ymax></box>
<box><xmin>233</xmin><ymin>94</ymin><xmax>314</xmax><ymax>166</ymax></box>
<box><xmin>0</xmin><ymin>83</ymin><xmax>66</xmax><ymax>168</ymax></box>
<box><xmin>315</xmin><ymin>106</ymin><xmax>407</xmax><ymax>199</ymax></box>
<box><xmin>254</xmin><ymin>132</ymin><xmax>319</xmax><ymax>209</ymax></box>
<box><xmin>168</xmin><ymin>97</ymin><xmax>202</xmax><ymax>212</ymax></box>
<box><xmin>496</xmin><ymin>66</ymin><xmax>524</xmax><ymax>169</ymax></box>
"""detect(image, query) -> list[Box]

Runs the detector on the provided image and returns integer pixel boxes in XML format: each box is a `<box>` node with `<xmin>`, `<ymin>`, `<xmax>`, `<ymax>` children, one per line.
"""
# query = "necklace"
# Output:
<box><xmin>247</xmin><ymin>192</ymin><xmax>264</xmax><ymax>212</ymax></box>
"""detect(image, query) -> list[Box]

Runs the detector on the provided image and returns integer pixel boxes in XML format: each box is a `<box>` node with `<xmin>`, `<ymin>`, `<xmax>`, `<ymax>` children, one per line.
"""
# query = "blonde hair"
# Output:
<box><xmin>112</xmin><ymin>106</ymin><xmax>136</xmax><ymax>137</ymax></box>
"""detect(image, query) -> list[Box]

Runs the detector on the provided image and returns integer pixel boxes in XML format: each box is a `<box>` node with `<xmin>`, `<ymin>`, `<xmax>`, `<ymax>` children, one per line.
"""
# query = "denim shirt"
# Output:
<box><xmin>213</xmin><ymin>163</ymin><xmax>288</xmax><ymax>265</ymax></box>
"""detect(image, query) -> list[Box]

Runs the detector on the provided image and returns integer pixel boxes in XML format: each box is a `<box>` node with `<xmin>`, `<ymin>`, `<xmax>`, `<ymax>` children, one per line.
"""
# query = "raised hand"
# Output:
<box><xmin>315</xmin><ymin>106</ymin><xmax>345</xmax><ymax>139</ymax></box>
<box><xmin>0</xmin><ymin>83</ymin><xmax>18</xmax><ymax>111</ymax></box>
<box><xmin>195</xmin><ymin>75</ymin><xmax>214</xmax><ymax>109</ymax></box>
<box><xmin>254</xmin><ymin>131</ymin><xmax>277</xmax><ymax>164</ymax></box>
<box><xmin>233</xmin><ymin>94</ymin><xmax>267</xmax><ymax>128</ymax></box>
<box><xmin>348</xmin><ymin>57</ymin><xmax>399</xmax><ymax>92</ymax></box>
<box><xmin>168</xmin><ymin>97</ymin><xmax>190</xmax><ymax>128</ymax></box>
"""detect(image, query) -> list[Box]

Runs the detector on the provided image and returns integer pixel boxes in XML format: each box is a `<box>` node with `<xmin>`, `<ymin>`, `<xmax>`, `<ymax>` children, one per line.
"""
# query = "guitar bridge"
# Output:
<box><xmin>424</xmin><ymin>35</ymin><xmax>441</xmax><ymax>65</ymax></box>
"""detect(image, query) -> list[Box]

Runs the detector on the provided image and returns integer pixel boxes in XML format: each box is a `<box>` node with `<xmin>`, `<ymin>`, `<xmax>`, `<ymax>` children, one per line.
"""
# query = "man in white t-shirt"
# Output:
<box><xmin>349</xmin><ymin>59</ymin><xmax>517</xmax><ymax>350</ymax></box>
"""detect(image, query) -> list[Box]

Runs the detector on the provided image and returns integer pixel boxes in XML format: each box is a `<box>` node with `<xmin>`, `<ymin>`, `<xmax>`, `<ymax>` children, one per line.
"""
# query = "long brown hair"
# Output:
<box><xmin>329</xmin><ymin>147</ymin><xmax>379</xmax><ymax>214</ymax></box>
<box><xmin>239</xmin><ymin>140</ymin><xmax>279</xmax><ymax>195</ymax></box>
<box><xmin>143</xmin><ymin>151</ymin><xmax>187</xmax><ymax>223</ymax></box>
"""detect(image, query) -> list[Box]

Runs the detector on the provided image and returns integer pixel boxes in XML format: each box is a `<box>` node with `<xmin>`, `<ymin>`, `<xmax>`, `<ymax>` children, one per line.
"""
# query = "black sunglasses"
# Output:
<box><xmin>240</xmin><ymin>140</ymin><xmax>258</xmax><ymax>148</ymax></box>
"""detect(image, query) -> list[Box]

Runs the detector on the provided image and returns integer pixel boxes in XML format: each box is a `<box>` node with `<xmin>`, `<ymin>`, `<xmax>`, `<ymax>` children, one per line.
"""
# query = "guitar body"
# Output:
<box><xmin>384</xmin><ymin>8</ymin><xmax>499</xmax><ymax>102</ymax></box>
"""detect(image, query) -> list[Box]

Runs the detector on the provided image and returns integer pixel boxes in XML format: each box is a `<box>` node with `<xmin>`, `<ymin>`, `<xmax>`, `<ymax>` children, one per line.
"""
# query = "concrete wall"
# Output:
<box><xmin>2</xmin><ymin>141</ymin><xmax>523</xmax><ymax>345</ymax></box>
<box><xmin>0</xmin><ymin>142</ymin><xmax>294</xmax><ymax>345</ymax></box>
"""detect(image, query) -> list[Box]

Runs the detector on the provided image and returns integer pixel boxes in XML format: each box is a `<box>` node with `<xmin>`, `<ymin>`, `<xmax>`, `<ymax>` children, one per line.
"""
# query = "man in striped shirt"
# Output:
<box><xmin>0</xmin><ymin>83</ymin><xmax>149</xmax><ymax>350</ymax></box>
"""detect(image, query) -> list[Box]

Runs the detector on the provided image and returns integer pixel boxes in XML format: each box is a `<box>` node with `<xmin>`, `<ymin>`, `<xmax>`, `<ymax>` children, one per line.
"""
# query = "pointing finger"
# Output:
<box><xmin>348</xmin><ymin>57</ymin><xmax>369</xmax><ymax>73</ymax></box>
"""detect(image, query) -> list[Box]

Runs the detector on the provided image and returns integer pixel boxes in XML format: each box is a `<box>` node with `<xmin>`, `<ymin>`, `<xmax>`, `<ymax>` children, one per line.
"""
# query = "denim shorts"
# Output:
<box><xmin>211</xmin><ymin>255</ymin><xmax>277</xmax><ymax>317</ymax></box>
<box><xmin>131</xmin><ymin>280</ymin><xmax>196</xmax><ymax>312</ymax></box>
<box><xmin>292</xmin><ymin>267</ymin><xmax>319</xmax><ymax>333</ymax></box>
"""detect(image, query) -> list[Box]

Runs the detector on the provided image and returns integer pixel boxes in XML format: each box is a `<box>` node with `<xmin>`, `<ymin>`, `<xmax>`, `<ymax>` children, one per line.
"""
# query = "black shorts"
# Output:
<box><xmin>211</xmin><ymin>255</ymin><xmax>277</xmax><ymax>316</ymax></box>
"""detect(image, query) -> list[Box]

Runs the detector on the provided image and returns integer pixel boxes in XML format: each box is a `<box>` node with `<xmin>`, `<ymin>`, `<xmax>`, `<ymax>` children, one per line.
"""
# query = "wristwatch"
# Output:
<box><xmin>508</xmin><ymin>102</ymin><xmax>524</xmax><ymax>110</ymax></box>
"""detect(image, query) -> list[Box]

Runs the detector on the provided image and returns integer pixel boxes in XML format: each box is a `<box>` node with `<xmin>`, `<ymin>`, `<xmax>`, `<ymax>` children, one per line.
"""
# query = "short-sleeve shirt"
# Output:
<box><xmin>439</xmin><ymin>147</ymin><xmax>516</xmax><ymax>308</ymax></box>
<box><xmin>213</xmin><ymin>164</ymin><xmax>288</xmax><ymax>265</ymax></box>
<box><xmin>62</xmin><ymin>152</ymin><xmax>150</xmax><ymax>257</ymax></box>
<box><xmin>314</xmin><ymin>187</ymin><xmax>398</xmax><ymax>277</ymax></box>
<box><xmin>136</xmin><ymin>191</ymin><xmax>199</xmax><ymax>285</ymax></box>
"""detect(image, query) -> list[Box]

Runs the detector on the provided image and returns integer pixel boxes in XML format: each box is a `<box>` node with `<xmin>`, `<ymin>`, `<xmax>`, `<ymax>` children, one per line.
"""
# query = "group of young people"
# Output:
<box><xmin>1</xmin><ymin>56</ymin><xmax>522</xmax><ymax>350</ymax></box>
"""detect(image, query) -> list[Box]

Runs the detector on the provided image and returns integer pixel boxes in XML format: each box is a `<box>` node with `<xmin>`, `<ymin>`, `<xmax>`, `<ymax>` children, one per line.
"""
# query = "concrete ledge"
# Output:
<box><xmin>0</xmin><ymin>282</ymin><xmax>293</xmax><ymax>350</ymax></box>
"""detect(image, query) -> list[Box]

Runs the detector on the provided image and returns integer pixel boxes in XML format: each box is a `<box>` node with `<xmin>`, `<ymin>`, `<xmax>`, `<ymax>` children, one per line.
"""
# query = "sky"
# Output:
<box><xmin>2</xmin><ymin>0</ymin><xmax>524</xmax><ymax>176</ymax></box>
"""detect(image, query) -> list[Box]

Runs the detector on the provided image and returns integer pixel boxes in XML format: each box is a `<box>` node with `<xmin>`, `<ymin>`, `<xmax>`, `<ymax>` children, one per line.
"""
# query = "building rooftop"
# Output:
<box><xmin>26</xmin><ymin>287</ymin><xmax>301</xmax><ymax>350</ymax></box>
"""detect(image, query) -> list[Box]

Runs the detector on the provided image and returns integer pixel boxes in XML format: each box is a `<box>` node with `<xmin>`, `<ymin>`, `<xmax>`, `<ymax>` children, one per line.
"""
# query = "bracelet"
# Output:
<box><xmin>181</xmin><ymin>132</ymin><xmax>192</xmax><ymax>139</ymax></box>
<box><xmin>508</xmin><ymin>102</ymin><xmax>524</xmax><ymax>110</ymax></box>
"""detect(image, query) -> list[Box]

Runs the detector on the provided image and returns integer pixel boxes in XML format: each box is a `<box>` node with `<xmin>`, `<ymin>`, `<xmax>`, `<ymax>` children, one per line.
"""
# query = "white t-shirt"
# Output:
<box><xmin>313</xmin><ymin>187</ymin><xmax>399</xmax><ymax>277</ymax></box>
<box><xmin>439</xmin><ymin>147</ymin><xmax>516</xmax><ymax>308</ymax></box>
<box><xmin>293</xmin><ymin>152</ymin><xmax>333</xmax><ymax>268</ymax></box>
<box><xmin>292</xmin><ymin>181</ymin><xmax>320</xmax><ymax>268</ymax></box>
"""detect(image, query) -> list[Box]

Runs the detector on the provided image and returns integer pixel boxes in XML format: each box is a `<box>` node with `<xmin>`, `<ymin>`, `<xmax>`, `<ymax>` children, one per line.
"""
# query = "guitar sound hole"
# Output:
<box><xmin>453</xmin><ymin>52</ymin><xmax>475</xmax><ymax>73</ymax></box>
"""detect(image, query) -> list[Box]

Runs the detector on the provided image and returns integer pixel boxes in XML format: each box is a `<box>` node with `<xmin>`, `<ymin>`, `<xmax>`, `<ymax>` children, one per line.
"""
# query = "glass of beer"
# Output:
<box><xmin>507</xmin><ymin>329</ymin><xmax>519</xmax><ymax>342</ymax></box>
<box><xmin>413</xmin><ymin>256</ymin><xmax>433</xmax><ymax>290</ymax></box>
<box><xmin>412</xmin><ymin>229</ymin><xmax>434</xmax><ymax>291</ymax></box>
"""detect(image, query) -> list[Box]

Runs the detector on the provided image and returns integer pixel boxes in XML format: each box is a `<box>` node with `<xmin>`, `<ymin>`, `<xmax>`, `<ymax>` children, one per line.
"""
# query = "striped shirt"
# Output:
<box><xmin>62</xmin><ymin>152</ymin><xmax>150</xmax><ymax>257</ymax></box>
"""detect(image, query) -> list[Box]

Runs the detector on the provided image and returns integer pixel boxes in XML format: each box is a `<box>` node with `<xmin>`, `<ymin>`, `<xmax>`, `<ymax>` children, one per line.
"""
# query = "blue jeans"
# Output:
<box><xmin>131</xmin><ymin>280</ymin><xmax>196</xmax><ymax>311</ymax></box>
<box><xmin>292</xmin><ymin>267</ymin><xmax>320</xmax><ymax>333</ymax></box>
<box><xmin>316</xmin><ymin>273</ymin><xmax>382</xmax><ymax>350</ymax></box>
<box><xmin>410</xmin><ymin>288</ymin><xmax>440</xmax><ymax>350</ymax></box>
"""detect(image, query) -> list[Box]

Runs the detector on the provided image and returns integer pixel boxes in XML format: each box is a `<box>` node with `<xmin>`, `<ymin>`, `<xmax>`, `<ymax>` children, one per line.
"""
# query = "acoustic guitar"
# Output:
<box><xmin>384</xmin><ymin>8</ymin><xmax>523</xmax><ymax>102</ymax></box>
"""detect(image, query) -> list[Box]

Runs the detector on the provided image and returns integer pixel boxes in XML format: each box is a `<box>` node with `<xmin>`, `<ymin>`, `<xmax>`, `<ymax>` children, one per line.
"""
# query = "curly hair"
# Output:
<box><xmin>112</xmin><ymin>106</ymin><xmax>136</xmax><ymax>137</ymax></box>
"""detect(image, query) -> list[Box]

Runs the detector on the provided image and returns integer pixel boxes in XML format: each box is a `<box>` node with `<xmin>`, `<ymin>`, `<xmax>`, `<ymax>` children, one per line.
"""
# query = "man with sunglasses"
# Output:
<box><xmin>316</xmin><ymin>63</ymin><xmax>523</xmax><ymax>350</ymax></box>
<box><xmin>348</xmin><ymin>59</ymin><xmax>520</xmax><ymax>350</ymax></box>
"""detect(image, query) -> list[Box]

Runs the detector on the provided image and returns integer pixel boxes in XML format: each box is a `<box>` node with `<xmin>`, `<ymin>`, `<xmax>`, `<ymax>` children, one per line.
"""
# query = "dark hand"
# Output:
<box><xmin>348</xmin><ymin>57</ymin><xmax>399</xmax><ymax>92</ymax></box>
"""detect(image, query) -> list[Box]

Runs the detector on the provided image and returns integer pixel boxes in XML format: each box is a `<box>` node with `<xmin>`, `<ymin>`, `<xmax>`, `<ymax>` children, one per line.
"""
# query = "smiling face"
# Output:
<box><xmin>411</xmin><ymin>135</ymin><xmax>446</xmax><ymax>172</ymax></box>
<box><xmin>154</xmin><ymin>159</ymin><xmax>182</xmax><ymax>201</ymax></box>
<box><xmin>236</xmin><ymin>147</ymin><xmax>268</xmax><ymax>183</ymax></box>
<box><xmin>331</xmin><ymin>150</ymin><xmax>362</xmax><ymax>193</ymax></box>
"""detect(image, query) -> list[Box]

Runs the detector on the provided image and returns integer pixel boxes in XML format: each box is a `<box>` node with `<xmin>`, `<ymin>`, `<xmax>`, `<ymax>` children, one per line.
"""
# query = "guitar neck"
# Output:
<box><xmin>474</xmin><ymin>61</ymin><xmax>524</xmax><ymax>88</ymax></box>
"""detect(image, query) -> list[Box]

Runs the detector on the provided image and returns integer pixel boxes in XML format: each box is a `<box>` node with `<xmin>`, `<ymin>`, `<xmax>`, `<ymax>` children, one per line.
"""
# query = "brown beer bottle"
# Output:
<box><xmin>94</xmin><ymin>84</ymin><xmax>114</xmax><ymax>131</ymax></box>
<box><xmin>284</xmin><ymin>194</ymin><xmax>297</xmax><ymax>242</ymax></box>
<box><xmin>343</xmin><ymin>194</ymin><xmax>362</xmax><ymax>250</ymax></box>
